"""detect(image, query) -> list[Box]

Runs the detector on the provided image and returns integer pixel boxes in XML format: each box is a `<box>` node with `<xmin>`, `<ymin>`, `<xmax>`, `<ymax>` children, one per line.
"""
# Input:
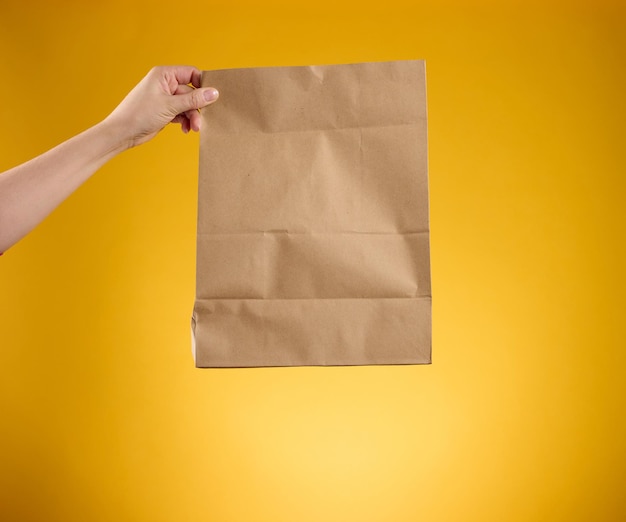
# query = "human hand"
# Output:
<box><xmin>103</xmin><ymin>65</ymin><xmax>219</xmax><ymax>148</ymax></box>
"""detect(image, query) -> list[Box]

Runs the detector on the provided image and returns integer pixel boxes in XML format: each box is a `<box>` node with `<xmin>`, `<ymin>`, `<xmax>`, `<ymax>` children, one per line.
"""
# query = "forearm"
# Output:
<box><xmin>0</xmin><ymin>65</ymin><xmax>218</xmax><ymax>253</ymax></box>
<box><xmin>0</xmin><ymin>119</ymin><xmax>130</xmax><ymax>252</ymax></box>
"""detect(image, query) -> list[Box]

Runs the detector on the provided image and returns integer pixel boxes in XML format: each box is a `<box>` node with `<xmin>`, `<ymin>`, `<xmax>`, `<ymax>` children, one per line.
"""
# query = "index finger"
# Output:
<box><xmin>165</xmin><ymin>65</ymin><xmax>203</xmax><ymax>88</ymax></box>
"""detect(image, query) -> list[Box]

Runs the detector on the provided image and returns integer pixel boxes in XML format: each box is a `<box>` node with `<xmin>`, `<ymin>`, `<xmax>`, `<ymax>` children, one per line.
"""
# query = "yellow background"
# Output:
<box><xmin>1</xmin><ymin>0</ymin><xmax>624</xmax><ymax>520</ymax></box>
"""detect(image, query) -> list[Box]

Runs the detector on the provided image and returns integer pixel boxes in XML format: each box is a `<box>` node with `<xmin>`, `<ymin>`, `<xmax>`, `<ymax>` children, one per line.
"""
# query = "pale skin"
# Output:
<box><xmin>0</xmin><ymin>65</ymin><xmax>219</xmax><ymax>253</ymax></box>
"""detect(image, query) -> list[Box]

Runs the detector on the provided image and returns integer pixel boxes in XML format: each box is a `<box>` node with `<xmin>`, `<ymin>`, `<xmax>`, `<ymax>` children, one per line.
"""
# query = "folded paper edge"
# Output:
<box><xmin>191</xmin><ymin>310</ymin><xmax>197</xmax><ymax>365</ymax></box>
<box><xmin>191</xmin><ymin>297</ymin><xmax>431</xmax><ymax>368</ymax></box>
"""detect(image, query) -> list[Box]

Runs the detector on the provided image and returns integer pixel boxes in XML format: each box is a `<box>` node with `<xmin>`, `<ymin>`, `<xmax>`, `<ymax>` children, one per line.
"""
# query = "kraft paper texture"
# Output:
<box><xmin>192</xmin><ymin>60</ymin><xmax>431</xmax><ymax>367</ymax></box>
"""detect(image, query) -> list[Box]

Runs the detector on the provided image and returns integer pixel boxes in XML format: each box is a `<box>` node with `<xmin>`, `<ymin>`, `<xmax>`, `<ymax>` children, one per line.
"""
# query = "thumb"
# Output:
<box><xmin>171</xmin><ymin>87</ymin><xmax>219</xmax><ymax>114</ymax></box>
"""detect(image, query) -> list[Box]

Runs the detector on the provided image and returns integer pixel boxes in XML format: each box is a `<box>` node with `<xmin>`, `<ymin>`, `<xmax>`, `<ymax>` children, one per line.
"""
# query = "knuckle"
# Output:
<box><xmin>192</xmin><ymin>89</ymin><xmax>204</xmax><ymax>108</ymax></box>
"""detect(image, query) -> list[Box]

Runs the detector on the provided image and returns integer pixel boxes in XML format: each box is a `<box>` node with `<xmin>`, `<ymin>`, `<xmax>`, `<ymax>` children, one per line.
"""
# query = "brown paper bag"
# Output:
<box><xmin>192</xmin><ymin>60</ymin><xmax>431</xmax><ymax>367</ymax></box>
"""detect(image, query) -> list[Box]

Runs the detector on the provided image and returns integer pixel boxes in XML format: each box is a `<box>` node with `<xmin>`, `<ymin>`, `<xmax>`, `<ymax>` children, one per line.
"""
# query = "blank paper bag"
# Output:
<box><xmin>192</xmin><ymin>60</ymin><xmax>431</xmax><ymax>367</ymax></box>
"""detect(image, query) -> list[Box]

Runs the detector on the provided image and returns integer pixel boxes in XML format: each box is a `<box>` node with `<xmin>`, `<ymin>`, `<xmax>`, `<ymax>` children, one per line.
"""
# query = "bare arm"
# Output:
<box><xmin>0</xmin><ymin>65</ymin><xmax>219</xmax><ymax>253</ymax></box>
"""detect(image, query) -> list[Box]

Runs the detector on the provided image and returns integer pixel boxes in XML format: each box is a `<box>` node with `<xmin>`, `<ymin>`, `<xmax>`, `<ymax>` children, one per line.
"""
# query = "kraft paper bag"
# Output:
<box><xmin>192</xmin><ymin>60</ymin><xmax>431</xmax><ymax>367</ymax></box>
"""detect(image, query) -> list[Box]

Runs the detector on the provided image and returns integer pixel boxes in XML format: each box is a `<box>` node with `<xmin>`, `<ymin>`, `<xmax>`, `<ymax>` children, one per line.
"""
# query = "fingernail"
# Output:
<box><xmin>204</xmin><ymin>88</ymin><xmax>219</xmax><ymax>102</ymax></box>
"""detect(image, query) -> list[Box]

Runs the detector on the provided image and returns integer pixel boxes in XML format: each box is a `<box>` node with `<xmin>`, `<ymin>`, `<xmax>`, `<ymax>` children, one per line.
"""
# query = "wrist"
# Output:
<box><xmin>96</xmin><ymin>117</ymin><xmax>136</xmax><ymax>154</ymax></box>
